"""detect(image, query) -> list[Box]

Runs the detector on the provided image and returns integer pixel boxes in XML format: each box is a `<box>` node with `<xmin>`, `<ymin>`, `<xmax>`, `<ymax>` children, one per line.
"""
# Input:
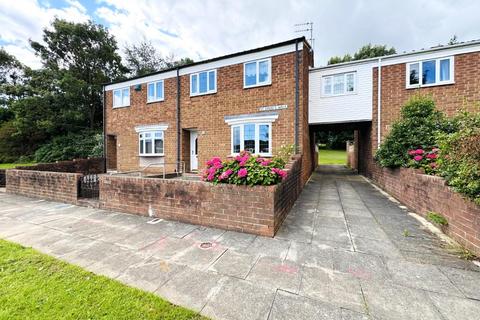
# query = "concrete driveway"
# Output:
<box><xmin>1</xmin><ymin>165</ymin><xmax>479</xmax><ymax>320</ymax></box>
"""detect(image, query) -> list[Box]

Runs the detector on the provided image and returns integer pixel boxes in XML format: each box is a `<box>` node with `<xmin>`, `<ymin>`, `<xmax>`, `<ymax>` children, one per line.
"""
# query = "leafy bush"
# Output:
<box><xmin>437</xmin><ymin>111</ymin><xmax>480</xmax><ymax>205</ymax></box>
<box><xmin>407</xmin><ymin>147</ymin><xmax>439</xmax><ymax>175</ymax></box>
<box><xmin>202</xmin><ymin>151</ymin><xmax>287</xmax><ymax>186</ymax></box>
<box><xmin>375</xmin><ymin>95</ymin><xmax>448</xmax><ymax>167</ymax></box>
<box><xmin>275</xmin><ymin>144</ymin><xmax>295</xmax><ymax>163</ymax></box>
<box><xmin>34</xmin><ymin>130</ymin><xmax>102</xmax><ymax>163</ymax></box>
<box><xmin>426</xmin><ymin>211</ymin><xmax>448</xmax><ymax>226</ymax></box>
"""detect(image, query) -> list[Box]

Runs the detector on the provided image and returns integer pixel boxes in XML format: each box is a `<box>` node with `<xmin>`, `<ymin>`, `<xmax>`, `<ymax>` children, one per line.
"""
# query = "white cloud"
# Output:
<box><xmin>0</xmin><ymin>0</ymin><xmax>90</xmax><ymax>68</ymax></box>
<box><xmin>1</xmin><ymin>0</ymin><xmax>480</xmax><ymax>68</ymax></box>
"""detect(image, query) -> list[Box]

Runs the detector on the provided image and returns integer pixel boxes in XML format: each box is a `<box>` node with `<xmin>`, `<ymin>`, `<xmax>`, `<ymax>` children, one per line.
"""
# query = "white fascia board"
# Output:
<box><xmin>105</xmin><ymin>71</ymin><xmax>177</xmax><ymax>91</ymax></box>
<box><xmin>105</xmin><ymin>42</ymin><xmax>302</xmax><ymax>91</ymax></box>
<box><xmin>135</xmin><ymin>123</ymin><xmax>169</xmax><ymax>132</ymax></box>
<box><xmin>381</xmin><ymin>43</ymin><xmax>480</xmax><ymax>66</ymax></box>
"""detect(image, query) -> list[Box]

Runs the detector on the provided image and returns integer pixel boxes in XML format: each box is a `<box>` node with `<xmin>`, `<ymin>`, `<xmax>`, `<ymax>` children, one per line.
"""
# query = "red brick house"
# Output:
<box><xmin>104</xmin><ymin>37</ymin><xmax>315</xmax><ymax>184</ymax></box>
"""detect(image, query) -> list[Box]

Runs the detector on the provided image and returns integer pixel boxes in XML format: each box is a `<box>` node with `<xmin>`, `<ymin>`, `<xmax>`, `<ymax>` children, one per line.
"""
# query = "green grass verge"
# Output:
<box><xmin>0</xmin><ymin>239</ymin><xmax>207</xmax><ymax>320</ymax></box>
<box><xmin>318</xmin><ymin>149</ymin><xmax>346</xmax><ymax>165</ymax></box>
<box><xmin>0</xmin><ymin>163</ymin><xmax>36</xmax><ymax>169</ymax></box>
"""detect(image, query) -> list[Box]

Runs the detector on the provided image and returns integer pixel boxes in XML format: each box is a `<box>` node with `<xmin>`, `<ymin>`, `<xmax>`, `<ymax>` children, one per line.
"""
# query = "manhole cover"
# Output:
<box><xmin>199</xmin><ymin>242</ymin><xmax>213</xmax><ymax>249</ymax></box>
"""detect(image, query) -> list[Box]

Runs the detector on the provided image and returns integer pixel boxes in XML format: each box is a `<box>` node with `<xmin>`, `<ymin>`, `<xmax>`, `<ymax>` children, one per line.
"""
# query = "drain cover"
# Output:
<box><xmin>147</xmin><ymin>218</ymin><xmax>162</xmax><ymax>225</ymax></box>
<box><xmin>199</xmin><ymin>242</ymin><xmax>213</xmax><ymax>249</ymax></box>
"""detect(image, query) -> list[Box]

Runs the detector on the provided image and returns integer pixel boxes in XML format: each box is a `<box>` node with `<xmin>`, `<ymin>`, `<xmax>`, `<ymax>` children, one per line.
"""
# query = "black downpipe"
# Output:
<box><xmin>102</xmin><ymin>86</ymin><xmax>107</xmax><ymax>173</ymax></box>
<box><xmin>294</xmin><ymin>40</ymin><xmax>300</xmax><ymax>154</ymax></box>
<box><xmin>176</xmin><ymin>68</ymin><xmax>181</xmax><ymax>172</ymax></box>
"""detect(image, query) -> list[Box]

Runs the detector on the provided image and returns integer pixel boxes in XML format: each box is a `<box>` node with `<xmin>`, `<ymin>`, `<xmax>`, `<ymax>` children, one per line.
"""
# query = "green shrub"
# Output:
<box><xmin>375</xmin><ymin>95</ymin><xmax>448</xmax><ymax>167</ymax></box>
<box><xmin>426</xmin><ymin>211</ymin><xmax>448</xmax><ymax>226</ymax></box>
<box><xmin>437</xmin><ymin>111</ymin><xmax>480</xmax><ymax>205</ymax></box>
<box><xmin>202</xmin><ymin>151</ymin><xmax>287</xmax><ymax>186</ymax></box>
<box><xmin>34</xmin><ymin>130</ymin><xmax>102</xmax><ymax>163</ymax></box>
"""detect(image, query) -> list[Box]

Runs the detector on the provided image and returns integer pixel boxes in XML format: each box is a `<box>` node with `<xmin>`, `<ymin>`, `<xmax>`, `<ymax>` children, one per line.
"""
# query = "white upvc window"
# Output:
<box><xmin>322</xmin><ymin>72</ymin><xmax>356</xmax><ymax>96</ymax></box>
<box><xmin>138</xmin><ymin>131</ymin><xmax>164</xmax><ymax>156</ymax></box>
<box><xmin>147</xmin><ymin>80</ymin><xmax>164</xmax><ymax>102</ymax></box>
<box><xmin>244</xmin><ymin>58</ymin><xmax>272</xmax><ymax>88</ymax></box>
<box><xmin>190</xmin><ymin>69</ymin><xmax>217</xmax><ymax>96</ymax></box>
<box><xmin>113</xmin><ymin>87</ymin><xmax>130</xmax><ymax>108</ymax></box>
<box><xmin>231</xmin><ymin>123</ymin><xmax>272</xmax><ymax>156</ymax></box>
<box><xmin>406</xmin><ymin>56</ymin><xmax>454</xmax><ymax>88</ymax></box>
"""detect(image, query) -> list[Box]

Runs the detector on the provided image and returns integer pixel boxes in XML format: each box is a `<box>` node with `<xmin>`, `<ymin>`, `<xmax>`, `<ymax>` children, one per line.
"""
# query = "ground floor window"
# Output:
<box><xmin>231</xmin><ymin>123</ymin><xmax>271</xmax><ymax>156</ymax></box>
<box><xmin>139</xmin><ymin>131</ymin><xmax>164</xmax><ymax>156</ymax></box>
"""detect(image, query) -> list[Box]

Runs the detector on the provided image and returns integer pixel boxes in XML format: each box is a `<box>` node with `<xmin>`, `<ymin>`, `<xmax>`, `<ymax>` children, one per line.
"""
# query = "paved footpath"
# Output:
<box><xmin>1</xmin><ymin>166</ymin><xmax>480</xmax><ymax>320</ymax></box>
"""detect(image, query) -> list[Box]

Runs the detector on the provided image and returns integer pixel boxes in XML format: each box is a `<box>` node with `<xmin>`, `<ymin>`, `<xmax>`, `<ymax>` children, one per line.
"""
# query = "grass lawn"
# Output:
<box><xmin>0</xmin><ymin>240</ymin><xmax>207</xmax><ymax>320</ymax></box>
<box><xmin>318</xmin><ymin>149</ymin><xmax>346</xmax><ymax>165</ymax></box>
<box><xmin>0</xmin><ymin>163</ymin><xmax>36</xmax><ymax>169</ymax></box>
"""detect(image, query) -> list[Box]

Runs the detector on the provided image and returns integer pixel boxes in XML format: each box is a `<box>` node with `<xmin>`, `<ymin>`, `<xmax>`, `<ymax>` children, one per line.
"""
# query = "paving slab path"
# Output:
<box><xmin>1</xmin><ymin>165</ymin><xmax>479</xmax><ymax>320</ymax></box>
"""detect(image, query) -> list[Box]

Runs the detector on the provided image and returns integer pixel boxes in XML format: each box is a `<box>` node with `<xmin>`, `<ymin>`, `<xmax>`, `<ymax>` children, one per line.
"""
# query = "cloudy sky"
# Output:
<box><xmin>1</xmin><ymin>0</ymin><xmax>479</xmax><ymax>69</ymax></box>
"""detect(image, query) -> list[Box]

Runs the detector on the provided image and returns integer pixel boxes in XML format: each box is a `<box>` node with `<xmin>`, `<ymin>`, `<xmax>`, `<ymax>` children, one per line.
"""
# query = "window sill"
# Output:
<box><xmin>229</xmin><ymin>153</ymin><xmax>273</xmax><ymax>158</ymax></box>
<box><xmin>190</xmin><ymin>90</ymin><xmax>217</xmax><ymax>97</ymax></box>
<box><xmin>146</xmin><ymin>99</ymin><xmax>165</xmax><ymax>104</ymax></box>
<box><xmin>406</xmin><ymin>81</ymin><xmax>455</xmax><ymax>90</ymax></box>
<box><xmin>243</xmin><ymin>82</ymin><xmax>272</xmax><ymax>89</ymax></box>
<box><xmin>139</xmin><ymin>154</ymin><xmax>165</xmax><ymax>157</ymax></box>
<box><xmin>112</xmin><ymin>105</ymin><xmax>130</xmax><ymax>109</ymax></box>
<box><xmin>321</xmin><ymin>91</ymin><xmax>357</xmax><ymax>98</ymax></box>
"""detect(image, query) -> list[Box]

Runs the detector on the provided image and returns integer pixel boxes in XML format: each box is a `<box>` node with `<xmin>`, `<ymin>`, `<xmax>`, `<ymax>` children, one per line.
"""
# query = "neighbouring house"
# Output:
<box><xmin>103</xmin><ymin>37</ymin><xmax>315</xmax><ymax>184</ymax></box>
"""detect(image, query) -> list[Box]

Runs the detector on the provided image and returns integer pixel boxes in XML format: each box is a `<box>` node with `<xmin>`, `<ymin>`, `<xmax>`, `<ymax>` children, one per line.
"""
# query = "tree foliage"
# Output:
<box><xmin>125</xmin><ymin>41</ymin><xmax>194</xmax><ymax>77</ymax></box>
<box><xmin>328</xmin><ymin>44</ymin><xmax>396</xmax><ymax>65</ymax></box>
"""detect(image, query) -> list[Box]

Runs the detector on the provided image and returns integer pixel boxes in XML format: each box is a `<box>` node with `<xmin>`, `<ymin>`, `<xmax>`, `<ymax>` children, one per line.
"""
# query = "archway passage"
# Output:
<box><xmin>310</xmin><ymin>121</ymin><xmax>372</xmax><ymax>175</ymax></box>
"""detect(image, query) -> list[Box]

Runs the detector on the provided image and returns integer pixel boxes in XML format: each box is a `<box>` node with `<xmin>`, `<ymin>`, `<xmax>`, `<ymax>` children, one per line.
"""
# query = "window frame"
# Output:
<box><xmin>138</xmin><ymin>130</ymin><xmax>165</xmax><ymax>157</ymax></box>
<box><xmin>147</xmin><ymin>80</ymin><xmax>164</xmax><ymax>103</ymax></box>
<box><xmin>230</xmin><ymin>122</ymin><xmax>272</xmax><ymax>157</ymax></box>
<box><xmin>406</xmin><ymin>56</ymin><xmax>455</xmax><ymax>89</ymax></box>
<box><xmin>190</xmin><ymin>69</ymin><xmax>217</xmax><ymax>96</ymax></box>
<box><xmin>321</xmin><ymin>72</ymin><xmax>356</xmax><ymax>97</ymax></box>
<box><xmin>112</xmin><ymin>87</ymin><xmax>130</xmax><ymax>108</ymax></box>
<box><xmin>243</xmin><ymin>58</ymin><xmax>272</xmax><ymax>89</ymax></box>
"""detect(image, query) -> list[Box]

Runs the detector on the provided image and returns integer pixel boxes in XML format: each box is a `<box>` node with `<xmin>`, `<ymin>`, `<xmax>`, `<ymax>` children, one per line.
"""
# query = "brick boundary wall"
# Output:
<box><xmin>99</xmin><ymin>156</ymin><xmax>303</xmax><ymax>237</ymax></box>
<box><xmin>369</xmin><ymin>165</ymin><xmax>480</xmax><ymax>255</ymax></box>
<box><xmin>16</xmin><ymin>158</ymin><xmax>105</xmax><ymax>174</ymax></box>
<box><xmin>6</xmin><ymin>170</ymin><xmax>82</xmax><ymax>204</ymax></box>
<box><xmin>0</xmin><ymin>169</ymin><xmax>5</xmax><ymax>187</ymax></box>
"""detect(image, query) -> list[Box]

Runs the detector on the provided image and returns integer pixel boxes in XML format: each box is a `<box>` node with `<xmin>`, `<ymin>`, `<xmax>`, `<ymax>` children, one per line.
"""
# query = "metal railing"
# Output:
<box><xmin>114</xmin><ymin>161</ymin><xmax>186</xmax><ymax>179</ymax></box>
<box><xmin>78</xmin><ymin>174</ymin><xmax>99</xmax><ymax>199</ymax></box>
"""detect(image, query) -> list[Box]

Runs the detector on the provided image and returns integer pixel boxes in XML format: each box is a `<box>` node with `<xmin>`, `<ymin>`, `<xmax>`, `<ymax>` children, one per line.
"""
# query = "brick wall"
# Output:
<box><xmin>6</xmin><ymin>170</ymin><xmax>81</xmax><ymax>204</ymax></box>
<box><xmin>16</xmin><ymin>158</ymin><xmax>105</xmax><ymax>174</ymax></box>
<box><xmin>99</xmin><ymin>156</ymin><xmax>303</xmax><ymax>237</ymax></box>
<box><xmin>370</xmin><ymin>166</ymin><xmax>480</xmax><ymax>255</ymax></box>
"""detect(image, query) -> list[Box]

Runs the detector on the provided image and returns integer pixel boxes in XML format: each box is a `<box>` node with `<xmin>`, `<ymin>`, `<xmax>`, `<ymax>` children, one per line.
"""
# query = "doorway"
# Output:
<box><xmin>106</xmin><ymin>135</ymin><xmax>117</xmax><ymax>170</ymax></box>
<box><xmin>190</xmin><ymin>130</ymin><xmax>198</xmax><ymax>171</ymax></box>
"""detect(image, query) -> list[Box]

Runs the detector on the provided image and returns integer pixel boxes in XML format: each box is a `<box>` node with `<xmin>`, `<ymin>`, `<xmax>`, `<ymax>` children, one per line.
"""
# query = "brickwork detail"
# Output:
<box><xmin>99</xmin><ymin>156</ymin><xmax>303</xmax><ymax>236</ymax></box>
<box><xmin>370</xmin><ymin>166</ymin><xmax>480</xmax><ymax>255</ymax></box>
<box><xmin>6</xmin><ymin>170</ymin><xmax>81</xmax><ymax>204</ymax></box>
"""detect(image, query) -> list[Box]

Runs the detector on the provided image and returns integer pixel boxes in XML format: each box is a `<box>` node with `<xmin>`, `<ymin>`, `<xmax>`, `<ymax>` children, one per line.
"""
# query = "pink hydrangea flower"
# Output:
<box><xmin>261</xmin><ymin>159</ymin><xmax>271</xmax><ymax>166</ymax></box>
<box><xmin>408</xmin><ymin>150</ymin><xmax>416</xmax><ymax>156</ymax></box>
<box><xmin>271</xmin><ymin>168</ymin><xmax>287</xmax><ymax>180</ymax></box>
<box><xmin>413</xmin><ymin>155</ymin><xmax>423</xmax><ymax>161</ymax></box>
<box><xmin>256</xmin><ymin>158</ymin><xmax>264</xmax><ymax>163</ymax></box>
<box><xmin>432</xmin><ymin>147</ymin><xmax>440</xmax><ymax>153</ymax></box>
<box><xmin>207</xmin><ymin>173</ymin><xmax>215</xmax><ymax>181</ymax></box>
<box><xmin>219</xmin><ymin>169</ymin><xmax>233</xmax><ymax>180</ymax></box>
<box><xmin>237</xmin><ymin>168</ymin><xmax>248</xmax><ymax>178</ymax></box>
<box><xmin>426</xmin><ymin>153</ymin><xmax>437</xmax><ymax>159</ymax></box>
<box><xmin>206</xmin><ymin>156</ymin><xmax>222</xmax><ymax>166</ymax></box>
<box><xmin>415</xmin><ymin>149</ymin><xmax>424</xmax><ymax>155</ymax></box>
<box><xmin>430</xmin><ymin>162</ymin><xmax>438</xmax><ymax>168</ymax></box>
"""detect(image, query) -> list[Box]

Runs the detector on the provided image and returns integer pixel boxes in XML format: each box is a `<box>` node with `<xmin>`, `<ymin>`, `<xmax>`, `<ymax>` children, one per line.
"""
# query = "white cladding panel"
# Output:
<box><xmin>309</xmin><ymin>62</ymin><xmax>375</xmax><ymax>124</ymax></box>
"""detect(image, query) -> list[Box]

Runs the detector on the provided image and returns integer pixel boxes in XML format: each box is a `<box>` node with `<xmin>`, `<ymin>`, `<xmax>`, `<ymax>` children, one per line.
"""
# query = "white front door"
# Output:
<box><xmin>190</xmin><ymin>131</ymin><xmax>198</xmax><ymax>171</ymax></box>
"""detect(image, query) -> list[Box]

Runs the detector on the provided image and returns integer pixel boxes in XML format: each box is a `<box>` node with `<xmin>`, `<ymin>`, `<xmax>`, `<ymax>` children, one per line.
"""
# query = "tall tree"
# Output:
<box><xmin>29</xmin><ymin>18</ymin><xmax>127</xmax><ymax>129</ymax></box>
<box><xmin>124</xmin><ymin>41</ymin><xmax>194</xmax><ymax>76</ymax></box>
<box><xmin>328</xmin><ymin>44</ymin><xmax>396</xmax><ymax>65</ymax></box>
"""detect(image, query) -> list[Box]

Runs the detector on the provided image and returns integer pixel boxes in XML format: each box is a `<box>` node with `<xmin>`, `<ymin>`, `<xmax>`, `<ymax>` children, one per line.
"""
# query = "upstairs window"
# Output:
<box><xmin>406</xmin><ymin>57</ymin><xmax>454</xmax><ymax>88</ymax></box>
<box><xmin>190</xmin><ymin>70</ymin><xmax>216</xmax><ymax>96</ymax></box>
<box><xmin>244</xmin><ymin>58</ymin><xmax>271</xmax><ymax>88</ymax></box>
<box><xmin>139</xmin><ymin>131</ymin><xmax>164</xmax><ymax>156</ymax></box>
<box><xmin>147</xmin><ymin>80</ymin><xmax>164</xmax><ymax>102</ymax></box>
<box><xmin>322</xmin><ymin>72</ymin><xmax>356</xmax><ymax>96</ymax></box>
<box><xmin>113</xmin><ymin>87</ymin><xmax>130</xmax><ymax>108</ymax></box>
